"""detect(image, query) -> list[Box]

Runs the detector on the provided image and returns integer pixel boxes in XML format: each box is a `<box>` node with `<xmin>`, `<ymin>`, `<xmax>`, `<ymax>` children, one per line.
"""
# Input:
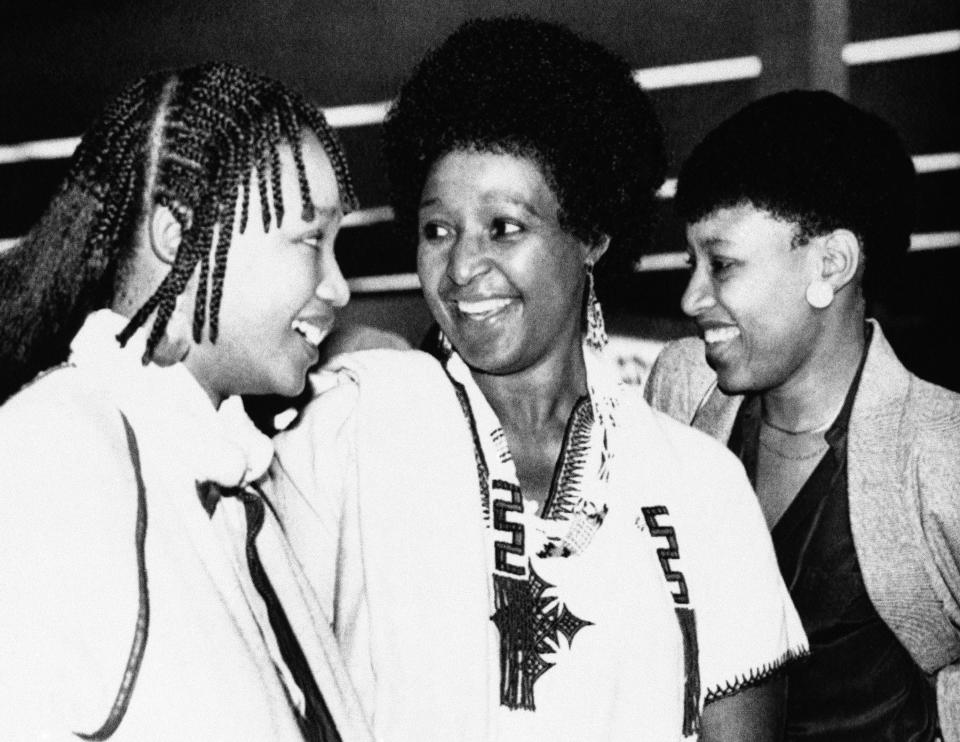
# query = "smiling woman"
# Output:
<box><xmin>0</xmin><ymin>62</ymin><xmax>371</xmax><ymax>741</ymax></box>
<box><xmin>270</xmin><ymin>16</ymin><xmax>808</xmax><ymax>742</ymax></box>
<box><xmin>646</xmin><ymin>90</ymin><xmax>958</xmax><ymax>740</ymax></box>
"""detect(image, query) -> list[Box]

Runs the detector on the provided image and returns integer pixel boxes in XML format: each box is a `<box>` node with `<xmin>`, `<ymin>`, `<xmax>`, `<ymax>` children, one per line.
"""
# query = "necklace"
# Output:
<box><xmin>761</xmin><ymin>416</ymin><xmax>833</xmax><ymax>436</ymax></box>
<box><xmin>759</xmin><ymin>436</ymin><xmax>828</xmax><ymax>461</ymax></box>
<box><xmin>761</xmin><ymin>396</ymin><xmax>846</xmax><ymax>436</ymax></box>
<box><xmin>759</xmin><ymin>421</ymin><xmax>829</xmax><ymax>461</ymax></box>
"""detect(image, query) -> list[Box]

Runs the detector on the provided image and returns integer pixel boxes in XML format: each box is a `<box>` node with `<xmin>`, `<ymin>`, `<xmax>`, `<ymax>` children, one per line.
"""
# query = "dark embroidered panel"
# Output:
<box><xmin>641</xmin><ymin>505</ymin><xmax>689</xmax><ymax>605</ymax></box>
<box><xmin>640</xmin><ymin>505</ymin><xmax>700</xmax><ymax>734</ymax></box>
<box><xmin>491</xmin><ymin>562</ymin><xmax>593</xmax><ymax>711</ymax></box>
<box><xmin>492</xmin><ymin>479</ymin><xmax>525</xmax><ymax>576</ymax></box>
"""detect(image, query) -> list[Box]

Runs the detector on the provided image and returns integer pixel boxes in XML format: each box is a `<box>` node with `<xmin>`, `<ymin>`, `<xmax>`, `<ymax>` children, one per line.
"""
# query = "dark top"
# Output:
<box><xmin>728</xmin><ymin>326</ymin><xmax>939</xmax><ymax>741</ymax></box>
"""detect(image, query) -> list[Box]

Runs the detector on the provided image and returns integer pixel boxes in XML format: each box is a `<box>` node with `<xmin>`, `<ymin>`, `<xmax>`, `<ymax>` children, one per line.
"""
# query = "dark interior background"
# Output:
<box><xmin>2</xmin><ymin>0</ymin><xmax>958</xmax><ymax>391</ymax></box>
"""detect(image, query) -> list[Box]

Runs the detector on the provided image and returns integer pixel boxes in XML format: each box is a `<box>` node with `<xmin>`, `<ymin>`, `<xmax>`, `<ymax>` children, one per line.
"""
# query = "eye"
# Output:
<box><xmin>490</xmin><ymin>218</ymin><xmax>522</xmax><ymax>240</ymax></box>
<box><xmin>421</xmin><ymin>221</ymin><xmax>452</xmax><ymax>241</ymax></box>
<box><xmin>709</xmin><ymin>257</ymin><xmax>735</xmax><ymax>278</ymax></box>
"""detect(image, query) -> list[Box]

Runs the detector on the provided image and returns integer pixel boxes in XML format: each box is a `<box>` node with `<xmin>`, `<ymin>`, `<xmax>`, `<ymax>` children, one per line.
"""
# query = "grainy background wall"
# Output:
<box><xmin>2</xmin><ymin>0</ymin><xmax>957</xmax><ymax>389</ymax></box>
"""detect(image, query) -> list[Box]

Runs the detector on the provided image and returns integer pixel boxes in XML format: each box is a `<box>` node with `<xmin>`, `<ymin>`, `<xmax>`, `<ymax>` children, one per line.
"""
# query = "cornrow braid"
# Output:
<box><xmin>0</xmin><ymin>62</ymin><xmax>357</xmax><ymax>401</ymax></box>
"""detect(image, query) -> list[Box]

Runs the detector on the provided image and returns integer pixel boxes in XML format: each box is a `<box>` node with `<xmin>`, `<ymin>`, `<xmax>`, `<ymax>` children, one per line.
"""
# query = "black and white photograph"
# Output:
<box><xmin>1</xmin><ymin>1</ymin><xmax>958</xmax><ymax>739</ymax></box>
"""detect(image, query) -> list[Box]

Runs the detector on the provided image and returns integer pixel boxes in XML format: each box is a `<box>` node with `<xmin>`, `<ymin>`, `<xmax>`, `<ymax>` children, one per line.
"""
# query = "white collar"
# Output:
<box><xmin>69</xmin><ymin>310</ymin><xmax>274</xmax><ymax>487</ymax></box>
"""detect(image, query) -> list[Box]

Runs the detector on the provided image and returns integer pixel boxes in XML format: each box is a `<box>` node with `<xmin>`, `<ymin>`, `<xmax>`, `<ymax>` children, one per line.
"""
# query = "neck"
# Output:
<box><xmin>761</xmin><ymin>310</ymin><xmax>865</xmax><ymax>433</ymax></box>
<box><xmin>471</xmin><ymin>339</ymin><xmax>588</xmax><ymax>434</ymax></box>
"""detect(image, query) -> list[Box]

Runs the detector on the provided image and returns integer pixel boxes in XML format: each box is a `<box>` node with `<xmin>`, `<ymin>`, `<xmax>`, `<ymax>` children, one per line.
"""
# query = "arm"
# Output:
<box><xmin>700</xmin><ymin>676</ymin><xmax>786</xmax><ymax>742</ymax></box>
<box><xmin>269</xmin><ymin>377</ymin><xmax>360</xmax><ymax>623</ymax></box>
<box><xmin>0</xmin><ymin>381</ymin><xmax>141</xmax><ymax>739</ymax></box>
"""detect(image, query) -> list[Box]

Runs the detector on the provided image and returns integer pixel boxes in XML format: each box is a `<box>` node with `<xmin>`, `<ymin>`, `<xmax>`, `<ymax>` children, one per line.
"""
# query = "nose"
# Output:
<box><xmin>316</xmin><ymin>249</ymin><xmax>350</xmax><ymax>308</ymax></box>
<box><xmin>680</xmin><ymin>264</ymin><xmax>716</xmax><ymax>318</ymax></box>
<box><xmin>446</xmin><ymin>231</ymin><xmax>490</xmax><ymax>286</ymax></box>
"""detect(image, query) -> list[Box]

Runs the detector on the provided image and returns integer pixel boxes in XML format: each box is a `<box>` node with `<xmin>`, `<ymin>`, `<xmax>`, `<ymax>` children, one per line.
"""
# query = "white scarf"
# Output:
<box><xmin>442</xmin><ymin>342</ymin><xmax>623</xmax><ymax>711</ymax></box>
<box><xmin>69</xmin><ymin>309</ymin><xmax>273</xmax><ymax>488</ymax></box>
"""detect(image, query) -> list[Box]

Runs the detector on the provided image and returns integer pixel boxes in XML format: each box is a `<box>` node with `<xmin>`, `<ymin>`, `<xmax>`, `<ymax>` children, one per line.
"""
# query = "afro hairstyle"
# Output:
<box><xmin>382</xmin><ymin>15</ymin><xmax>667</xmax><ymax>281</ymax></box>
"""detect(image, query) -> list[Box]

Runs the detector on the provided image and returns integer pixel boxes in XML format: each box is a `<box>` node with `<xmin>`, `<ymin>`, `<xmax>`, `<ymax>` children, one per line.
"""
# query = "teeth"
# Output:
<box><xmin>291</xmin><ymin>319</ymin><xmax>324</xmax><ymax>346</ymax></box>
<box><xmin>704</xmin><ymin>326</ymin><xmax>741</xmax><ymax>344</ymax></box>
<box><xmin>457</xmin><ymin>298</ymin><xmax>512</xmax><ymax>317</ymax></box>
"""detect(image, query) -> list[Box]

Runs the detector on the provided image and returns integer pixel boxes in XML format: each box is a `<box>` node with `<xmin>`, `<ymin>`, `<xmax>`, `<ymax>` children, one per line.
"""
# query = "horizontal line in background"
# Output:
<box><xmin>911</xmin><ymin>231</ymin><xmax>960</xmax><ymax>251</ymax></box>
<box><xmin>843</xmin><ymin>29</ymin><xmax>960</xmax><ymax>65</ymax></box>
<box><xmin>336</xmin><ymin>177</ymin><xmax>678</xmax><ymax>230</ymax></box>
<box><xmin>342</xmin><ymin>205</ymin><xmax>394</xmax><ymax>227</ymax></box>
<box><xmin>324</xmin><ymin>100</ymin><xmax>392</xmax><ymax>128</ymax></box>
<box><xmin>4</xmin><ymin>231</ymin><xmax>960</xmax><ymax>265</ymax></box>
<box><xmin>347</xmin><ymin>273</ymin><xmax>421</xmax><ymax>293</ymax></box>
<box><xmin>635</xmin><ymin>56</ymin><xmax>761</xmax><ymax>89</ymax></box>
<box><xmin>0</xmin><ymin>53</ymin><xmax>768</xmax><ymax>165</ymax></box>
<box><xmin>0</xmin><ymin>135</ymin><xmax>80</xmax><ymax>165</ymax></box>
<box><xmin>638</xmin><ymin>232</ymin><xmax>960</xmax><ymax>273</ymax></box>
<box><xmin>913</xmin><ymin>152</ymin><xmax>960</xmax><ymax>174</ymax></box>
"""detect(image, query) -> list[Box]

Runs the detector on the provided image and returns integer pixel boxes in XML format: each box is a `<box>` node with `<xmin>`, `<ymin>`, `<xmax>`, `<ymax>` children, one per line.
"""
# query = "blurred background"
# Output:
<box><xmin>2</xmin><ymin>0</ymin><xmax>958</xmax><ymax>395</ymax></box>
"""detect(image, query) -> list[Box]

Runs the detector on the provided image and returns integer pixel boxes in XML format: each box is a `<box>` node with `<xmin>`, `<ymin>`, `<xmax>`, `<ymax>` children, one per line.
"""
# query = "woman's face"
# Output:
<box><xmin>417</xmin><ymin>150</ymin><xmax>595</xmax><ymax>376</ymax></box>
<box><xmin>186</xmin><ymin>130</ymin><xmax>349</xmax><ymax>403</ymax></box>
<box><xmin>681</xmin><ymin>204</ymin><xmax>822</xmax><ymax>395</ymax></box>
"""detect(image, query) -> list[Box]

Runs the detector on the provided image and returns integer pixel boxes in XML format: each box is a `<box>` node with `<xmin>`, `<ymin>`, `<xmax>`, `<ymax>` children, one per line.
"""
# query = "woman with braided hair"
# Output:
<box><xmin>0</xmin><ymin>62</ymin><xmax>372</xmax><ymax>740</ymax></box>
<box><xmin>272</xmin><ymin>17</ymin><xmax>806</xmax><ymax>741</ymax></box>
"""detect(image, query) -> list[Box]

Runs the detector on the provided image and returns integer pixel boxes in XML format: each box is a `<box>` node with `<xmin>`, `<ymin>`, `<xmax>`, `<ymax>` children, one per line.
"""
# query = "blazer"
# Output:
<box><xmin>644</xmin><ymin>319</ymin><xmax>960</xmax><ymax>739</ymax></box>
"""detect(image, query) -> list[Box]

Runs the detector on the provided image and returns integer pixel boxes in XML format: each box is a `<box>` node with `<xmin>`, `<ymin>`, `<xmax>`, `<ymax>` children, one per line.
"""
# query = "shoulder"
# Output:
<box><xmin>637</xmin><ymin>397</ymin><xmax>750</xmax><ymax>495</ymax></box>
<box><xmin>0</xmin><ymin>368</ymin><xmax>143</xmax><ymax>733</ymax></box>
<box><xmin>904</xmin><ymin>376</ymin><xmax>960</xmax><ymax>505</ymax></box>
<box><xmin>908</xmin><ymin>375</ymin><xmax>960</xmax><ymax>435</ymax></box>
<box><xmin>643</xmin><ymin>336</ymin><xmax>716</xmax><ymax>423</ymax></box>
<box><xmin>0</xmin><ymin>365</ymin><xmax>129</xmax><ymax>472</ymax></box>
<box><xmin>283</xmin><ymin>348</ymin><xmax>447</xmax><ymax>440</ymax></box>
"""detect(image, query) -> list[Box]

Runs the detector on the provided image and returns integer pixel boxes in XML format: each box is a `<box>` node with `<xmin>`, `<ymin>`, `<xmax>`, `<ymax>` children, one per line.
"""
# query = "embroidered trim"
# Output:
<box><xmin>703</xmin><ymin>646</ymin><xmax>811</xmax><ymax>705</ymax></box>
<box><xmin>641</xmin><ymin>505</ymin><xmax>690</xmax><ymax>605</ymax></box>
<box><xmin>676</xmin><ymin>606</ymin><xmax>701</xmax><ymax>737</ymax></box>
<box><xmin>75</xmin><ymin>412</ymin><xmax>150</xmax><ymax>741</ymax></box>
<box><xmin>447</xmin><ymin>372</ymin><xmax>492</xmax><ymax>521</ymax></box>
<box><xmin>543</xmin><ymin>396</ymin><xmax>593</xmax><ymax>520</ymax></box>
<box><xmin>492</xmin><ymin>480</ymin><xmax>525</xmax><ymax>576</ymax></box>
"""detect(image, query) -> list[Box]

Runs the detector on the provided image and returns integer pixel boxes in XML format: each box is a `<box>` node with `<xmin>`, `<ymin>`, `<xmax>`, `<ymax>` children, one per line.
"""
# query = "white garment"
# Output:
<box><xmin>0</xmin><ymin>310</ymin><xmax>371</xmax><ymax>741</ymax></box>
<box><xmin>271</xmin><ymin>348</ymin><xmax>808</xmax><ymax>741</ymax></box>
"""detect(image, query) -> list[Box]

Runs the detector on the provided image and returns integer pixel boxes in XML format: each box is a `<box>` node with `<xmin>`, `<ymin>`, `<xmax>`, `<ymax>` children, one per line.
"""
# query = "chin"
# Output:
<box><xmin>713</xmin><ymin>366</ymin><xmax>754</xmax><ymax>396</ymax></box>
<box><xmin>251</xmin><ymin>366</ymin><xmax>309</xmax><ymax>399</ymax></box>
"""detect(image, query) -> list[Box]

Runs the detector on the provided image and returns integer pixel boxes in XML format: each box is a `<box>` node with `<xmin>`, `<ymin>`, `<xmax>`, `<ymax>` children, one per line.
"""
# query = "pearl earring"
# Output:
<box><xmin>805</xmin><ymin>280</ymin><xmax>834</xmax><ymax>309</ymax></box>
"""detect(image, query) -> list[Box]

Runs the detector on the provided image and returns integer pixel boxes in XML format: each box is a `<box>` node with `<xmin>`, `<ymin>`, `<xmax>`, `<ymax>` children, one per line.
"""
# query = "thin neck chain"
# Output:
<box><xmin>759</xmin><ymin>436</ymin><xmax>828</xmax><ymax>461</ymax></box>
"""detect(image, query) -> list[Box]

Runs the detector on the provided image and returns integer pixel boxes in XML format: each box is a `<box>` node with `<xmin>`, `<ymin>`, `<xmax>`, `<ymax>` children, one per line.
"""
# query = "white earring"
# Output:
<box><xmin>805</xmin><ymin>280</ymin><xmax>834</xmax><ymax>309</ymax></box>
<box><xmin>585</xmin><ymin>263</ymin><xmax>608</xmax><ymax>351</ymax></box>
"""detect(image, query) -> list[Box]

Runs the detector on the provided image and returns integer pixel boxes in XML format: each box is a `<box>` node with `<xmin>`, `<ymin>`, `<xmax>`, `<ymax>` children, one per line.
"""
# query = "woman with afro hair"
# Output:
<box><xmin>0</xmin><ymin>63</ymin><xmax>372</xmax><ymax>740</ymax></box>
<box><xmin>272</xmin><ymin>17</ymin><xmax>806</xmax><ymax>741</ymax></box>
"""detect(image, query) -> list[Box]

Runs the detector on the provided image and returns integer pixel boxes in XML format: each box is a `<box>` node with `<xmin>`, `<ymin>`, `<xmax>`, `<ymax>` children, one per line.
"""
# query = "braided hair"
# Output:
<box><xmin>0</xmin><ymin>62</ymin><xmax>356</xmax><ymax>403</ymax></box>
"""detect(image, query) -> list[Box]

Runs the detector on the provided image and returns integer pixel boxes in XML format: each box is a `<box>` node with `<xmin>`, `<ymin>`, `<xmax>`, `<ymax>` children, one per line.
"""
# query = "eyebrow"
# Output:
<box><xmin>695</xmin><ymin>236</ymin><xmax>731</xmax><ymax>250</ymax></box>
<box><xmin>418</xmin><ymin>193</ymin><xmax>543</xmax><ymax>219</ymax></box>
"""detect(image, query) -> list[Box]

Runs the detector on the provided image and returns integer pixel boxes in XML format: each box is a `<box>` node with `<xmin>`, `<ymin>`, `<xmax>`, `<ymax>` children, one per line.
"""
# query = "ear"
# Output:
<box><xmin>149</xmin><ymin>205</ymin><xmax>183</xmax><ymax>265</ymax></box>
<box><xmin>585</xmin><ymin>234</ymin><xmax>611</xmax><ymax>267</ymax></box>
<box><xmin>817</xmin><ymin>229</ymin><xmax>861</xmax><ymax>292</ymax></box>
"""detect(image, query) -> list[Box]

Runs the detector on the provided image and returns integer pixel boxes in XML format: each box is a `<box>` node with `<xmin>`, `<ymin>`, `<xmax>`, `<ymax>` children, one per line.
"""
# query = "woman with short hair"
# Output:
<box><xmin>273</xmin><ymin>18</ymin><xmax>807</xmax><ymax>741</ymax></box>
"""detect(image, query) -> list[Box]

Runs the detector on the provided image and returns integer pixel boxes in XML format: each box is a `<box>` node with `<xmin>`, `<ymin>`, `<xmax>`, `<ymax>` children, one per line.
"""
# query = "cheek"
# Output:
<box><xmin>416</xmin><ymin>248</ymin><xmax>447</xmax><ymax>301</ymax></box>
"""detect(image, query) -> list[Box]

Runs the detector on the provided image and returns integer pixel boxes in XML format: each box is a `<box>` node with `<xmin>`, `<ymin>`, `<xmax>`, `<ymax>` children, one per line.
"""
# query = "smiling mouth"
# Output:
<box><xmin>455</xmin><ymin>298</ymin><xmax>514</xmax><ymax>321</ymax></box>
<box><xmin>702</xmin><ymin>326</ymin><xmax>741</xmax><ymax>345</ymax></box>
<box><xmin>291</xmin><ymin>318</ymin><xmax>329</xmax><ymax>347</ymax></box>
